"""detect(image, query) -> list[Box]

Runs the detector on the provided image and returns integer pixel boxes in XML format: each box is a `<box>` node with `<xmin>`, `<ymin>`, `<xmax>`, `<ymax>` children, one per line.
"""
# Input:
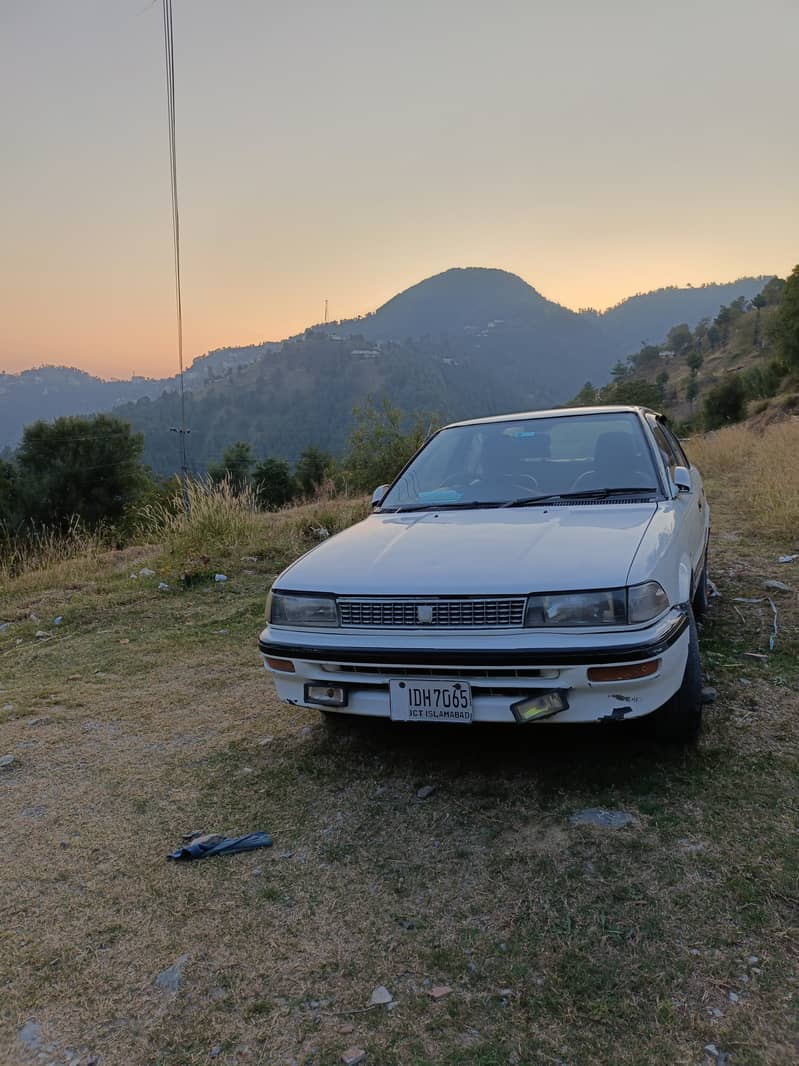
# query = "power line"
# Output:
<box><xmin>161</xmin><ymin>0</ymin><xmax>190</xmax><ymax>509</ymax></box>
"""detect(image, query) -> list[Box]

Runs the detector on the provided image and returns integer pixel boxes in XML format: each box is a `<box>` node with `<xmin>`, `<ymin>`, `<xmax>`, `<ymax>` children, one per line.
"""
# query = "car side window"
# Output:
<box><xmin>647</xmin><ymin>419</ymin><xmax>679</xmax><ymax>481</ymax></box>
<box><xmin>660</xmin><ymin>421</ymin><xmax>690</xmax><ymax>468</ymax></box>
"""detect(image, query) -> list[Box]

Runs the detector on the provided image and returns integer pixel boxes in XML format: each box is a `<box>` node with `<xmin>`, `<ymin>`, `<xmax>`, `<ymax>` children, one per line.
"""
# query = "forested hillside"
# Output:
<box><xmin>115</xmin><ymin>269</ymin><xmax>771</xmax><ymax>473</ymax></box>
<box><xmin>1</xmin><ymin>267</ymin><xmax>773</xmax><ymax>467</ymax></box>
<box><xmin>574</xmin><ymin>272</ymin><xmax>799</xmax><ymax>430</ymax></box>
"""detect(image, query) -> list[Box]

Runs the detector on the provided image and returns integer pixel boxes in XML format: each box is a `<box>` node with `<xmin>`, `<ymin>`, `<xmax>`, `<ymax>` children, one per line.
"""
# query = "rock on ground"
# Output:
<box><xmin>569</xmin><ymin>808</ymin><xmax>635</xmax><ymax>829</ymax></box>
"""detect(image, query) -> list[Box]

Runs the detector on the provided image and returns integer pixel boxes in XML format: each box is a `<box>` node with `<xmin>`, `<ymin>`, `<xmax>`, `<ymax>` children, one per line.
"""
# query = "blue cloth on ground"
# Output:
<box><xmin>167</xmin><ymin>831</ymin><xmax>273</xmax><ymax>861</ymax></box>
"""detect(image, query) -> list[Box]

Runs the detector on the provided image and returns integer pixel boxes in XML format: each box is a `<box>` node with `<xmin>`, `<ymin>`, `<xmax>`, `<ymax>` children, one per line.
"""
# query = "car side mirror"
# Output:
<box><xmin>673</xmin><ymin>466</ymin><xmax>691</xmax><ymax>494</ymax></box>
<box><xmin>371</xmin><ymin>484</ymin><xmax>390</xmax><ymax>508</ymax></box>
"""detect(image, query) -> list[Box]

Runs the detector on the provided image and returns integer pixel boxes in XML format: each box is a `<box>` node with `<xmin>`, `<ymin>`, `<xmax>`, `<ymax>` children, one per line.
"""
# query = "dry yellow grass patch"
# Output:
<box><xmin>686</xmin><ymin>420</ymin><xmax>799</xmax><ymax>541</ymax></box>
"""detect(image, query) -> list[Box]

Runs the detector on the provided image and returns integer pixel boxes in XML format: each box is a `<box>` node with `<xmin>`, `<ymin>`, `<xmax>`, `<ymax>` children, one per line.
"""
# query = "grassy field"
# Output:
<box><xmin>1</xmin><ymin>430</ymin><xmax>798</xmax><ymax>1066</ymax></box>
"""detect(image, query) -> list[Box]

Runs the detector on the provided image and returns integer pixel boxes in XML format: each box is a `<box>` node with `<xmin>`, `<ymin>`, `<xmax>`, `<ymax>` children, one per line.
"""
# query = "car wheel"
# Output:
<box><xmin>692</xmin><ymin>554</ymin><xmax>709</xmax><ymax>620</ymax></box>
<box><xmin>649</xmin><ymin>607</ymin><xmax>703</xmax><ymax>744</ymax></box>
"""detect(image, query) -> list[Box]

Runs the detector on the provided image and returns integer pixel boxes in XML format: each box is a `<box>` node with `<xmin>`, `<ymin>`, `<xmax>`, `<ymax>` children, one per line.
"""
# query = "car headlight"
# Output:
<box><xmin>627</xmin><ymin>581</ymin><xmax>669</xmax><ymax>623</ymax></box>
<box><xmin>268</xmin><ymin>591</ymin><xmax>339</xmax><ymax>627</ymax></box>
<box><xmin>524</xmin><ymin>582</ymin><xmax>668</xmax><ymax>627</ymax></box>
<box><xmin>525</xmin><ymin>589</ymin><xmax>627</xmax><ymax>627</ymax></box>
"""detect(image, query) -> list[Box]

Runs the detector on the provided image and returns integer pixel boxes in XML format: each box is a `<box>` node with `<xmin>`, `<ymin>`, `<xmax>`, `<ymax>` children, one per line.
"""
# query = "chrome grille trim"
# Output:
<box><xmin>337</xmin><ymin>597</ymin><xmax>526</xmax><ymax>628</ymax></box>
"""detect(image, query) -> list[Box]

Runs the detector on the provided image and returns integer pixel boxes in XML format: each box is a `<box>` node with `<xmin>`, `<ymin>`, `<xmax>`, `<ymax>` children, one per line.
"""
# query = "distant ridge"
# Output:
<box><xmin>0</xmin><ymin>267</ymin><xmax>773</xmax><ymax>461</ymax></box>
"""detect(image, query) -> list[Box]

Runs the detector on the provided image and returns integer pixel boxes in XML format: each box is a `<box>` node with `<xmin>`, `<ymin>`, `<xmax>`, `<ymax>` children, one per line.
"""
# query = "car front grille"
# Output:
<box><xmin>337</xmin><ymin>597</ymin><xmax>526</xmax><ymax>628</ymax></box>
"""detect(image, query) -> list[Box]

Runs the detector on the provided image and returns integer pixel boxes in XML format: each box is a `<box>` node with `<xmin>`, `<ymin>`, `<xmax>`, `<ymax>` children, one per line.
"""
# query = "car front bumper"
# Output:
<box><xmin>258</xmin><ymin>607</ymin><xmax>690</xmax><ymax>725</ymax></box>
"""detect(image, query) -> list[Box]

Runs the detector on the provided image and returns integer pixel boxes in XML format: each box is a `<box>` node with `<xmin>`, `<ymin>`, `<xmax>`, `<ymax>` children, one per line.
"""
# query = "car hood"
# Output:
<box><xmin>276</xmin><ymin>505</ymin><xmax>658</xmax><ymax>596</ymax></box>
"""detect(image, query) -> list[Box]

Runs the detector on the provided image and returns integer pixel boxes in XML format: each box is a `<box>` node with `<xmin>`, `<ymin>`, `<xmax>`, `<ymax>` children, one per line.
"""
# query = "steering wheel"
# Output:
<box><xmin>502</xmin><ymin>472</ymin><xmax>540</xmax><ymax>493</ymax></box>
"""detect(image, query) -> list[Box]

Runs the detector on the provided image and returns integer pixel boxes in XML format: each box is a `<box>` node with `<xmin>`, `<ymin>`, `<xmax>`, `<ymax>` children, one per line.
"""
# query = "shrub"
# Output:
<box><xmin>703</xmin><ymin>376</ymin><xmax>746</xmax><ymax>430</ymax></box>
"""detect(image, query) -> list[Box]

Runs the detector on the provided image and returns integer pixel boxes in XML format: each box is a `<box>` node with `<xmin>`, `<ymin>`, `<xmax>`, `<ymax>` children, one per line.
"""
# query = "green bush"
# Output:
<box><xmin>703</xmin><ymin>375</ymin><xmax>746</xmax><ymax>430</ymax></box>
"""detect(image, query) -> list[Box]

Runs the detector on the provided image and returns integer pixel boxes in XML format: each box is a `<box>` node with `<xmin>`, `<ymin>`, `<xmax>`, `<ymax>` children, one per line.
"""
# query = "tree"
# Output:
<box><xmin>655</xmin><ymin>370</ymin><xmax>669</xmax><ymax>404</ymax></box>
<box><xmin>252</xmin><ymin>458</ymin><xmax>296</xmax><ymax>510</ymax></box>
<box><xmin>573</xmin><ymin>381</ymin><xmax>597</xmax><ymax>405</ymax></box>
<box><xmin>751</xmin><ymin>292</ymin><xmax>767</xmax><ymax>350</ymax></box>
<box><xmin>208</xmin><ymin>441</ymin><xmax>254</xmax><ymax>492</ymax></box>
<box><xmin>773</xmin><ymin>263</ymin><xmax>799</xmax><ymax>368</ymax></box>
<box><xmin>610</xmin><ymin>360</ymin><xmax>629</xmax><ymax>381</ymax></box>
<box><xmin>703</xmin><ymin>376</ymin><xmax>746</xmax><ymax>430</ymax></box>
<box><xmin>603</xmin><ymin>380</ymin><xmax>663</xmax><ymax>408</ymax></box>
<box><xmin>685</xmin><ymin>374</ymin><xmax>699</xmax><ymax>409</ymax></box>
<box><xmin>295</xmin><ymin>446</ymin><xmax>332</xmax><ymax>496</ymax></box>
<box><xmin>0</xmin><ymin>457</ymin><xmax>19</xmax><ymax>530</ymax></box>
<box><xmin>666</xmin><ymin>324</ymin><xmax>693</xmax><ymax>355</ymax></box>
<box><xmin>685</xmin><ymin>351</ymin><xmax>704</xmax><ymax>372</ymax></box>
<box><xmin>345</xmin><ymin>397</ymin><xmax>434</xmax><ymax>492</ymax></box>
<box><xmin>16</xmin><ymin>415</ymin><xmax>147</xmax><ymax>528</ymax></box>
<box><xmin>760</xmin><ymin>276</ymin><xmax>786</xmax><ymax>306</ymax></box>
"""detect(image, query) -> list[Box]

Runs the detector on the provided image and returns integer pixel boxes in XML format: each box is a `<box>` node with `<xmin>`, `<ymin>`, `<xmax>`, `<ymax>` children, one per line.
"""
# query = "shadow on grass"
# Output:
<box><xmin>313</xmin><ymin>715</ymin><xmax>716</xmax><ymax>806</ymax></box>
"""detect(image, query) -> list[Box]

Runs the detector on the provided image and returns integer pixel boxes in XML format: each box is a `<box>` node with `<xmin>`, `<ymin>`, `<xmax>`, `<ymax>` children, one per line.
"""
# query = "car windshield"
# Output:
<box><xmin>380</xmin><ymin>412</ymin><xmax>660</xmax><ymax>510</ymax></box>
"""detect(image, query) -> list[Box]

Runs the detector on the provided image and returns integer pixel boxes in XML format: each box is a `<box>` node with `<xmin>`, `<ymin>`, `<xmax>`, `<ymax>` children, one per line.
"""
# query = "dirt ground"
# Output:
<box><xmin>1</xmin><ymin>506</ymin><xmax>797</xmax><ymax>1066</ymax></box>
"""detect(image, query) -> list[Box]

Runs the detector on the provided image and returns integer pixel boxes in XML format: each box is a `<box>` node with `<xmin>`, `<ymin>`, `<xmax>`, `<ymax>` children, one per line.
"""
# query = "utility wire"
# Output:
<box><xmin>161</xmin><ymin>0</ymin><xmax>190</xmax><ymax>509</ymax></box>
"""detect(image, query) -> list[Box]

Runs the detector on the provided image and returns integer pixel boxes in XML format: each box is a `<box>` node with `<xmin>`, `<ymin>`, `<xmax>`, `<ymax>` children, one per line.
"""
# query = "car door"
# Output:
<box><xmin>647</xmin><ymin>416</ymin><xmax>707</xmax><ymax>592</ymax></box>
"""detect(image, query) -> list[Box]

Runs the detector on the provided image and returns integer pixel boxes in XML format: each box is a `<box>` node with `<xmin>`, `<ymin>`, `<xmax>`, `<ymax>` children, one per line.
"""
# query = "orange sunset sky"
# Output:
<box><xmin>2</xmin><ymin>0</ymin><xmax>797</xmax><ymax>380</ymax></box>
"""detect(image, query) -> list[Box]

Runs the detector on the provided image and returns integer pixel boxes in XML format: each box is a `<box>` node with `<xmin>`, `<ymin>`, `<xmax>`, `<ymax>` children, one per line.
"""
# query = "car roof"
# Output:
<box><xmin>444</xmin><ymin>405</ymin><xmax>660</xmax><ymax>430</ymax></box>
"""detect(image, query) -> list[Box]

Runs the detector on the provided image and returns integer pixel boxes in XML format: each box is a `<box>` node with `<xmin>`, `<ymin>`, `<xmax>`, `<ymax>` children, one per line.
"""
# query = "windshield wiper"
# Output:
<box><xmin>503</xmin><ymin>487</ymin><xmax>658</xmax><ymax>508</ymax></box>
<box><xmin>385</xmin><ymin>500</ymin><xmax>507</xmax><ymax>513</ymax></box>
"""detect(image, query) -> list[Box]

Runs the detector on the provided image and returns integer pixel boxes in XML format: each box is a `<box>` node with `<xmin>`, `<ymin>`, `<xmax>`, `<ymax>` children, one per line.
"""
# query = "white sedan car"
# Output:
<box><xmin>259</xmin><ymin>406</ymin><xmax>710</xmax><ymax>741</ymax></box>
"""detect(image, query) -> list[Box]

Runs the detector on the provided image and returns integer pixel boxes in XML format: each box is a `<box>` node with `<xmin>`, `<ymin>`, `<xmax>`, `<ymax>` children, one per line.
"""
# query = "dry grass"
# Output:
<box><xmin>686</xmin><ymin>420</ymin><xmax>799</xmax><ymax>542</ymax></box>
<box><xmin>0</xmin><ymin>517</ymin><xmax>109</xmax><ymax>587</ymax></box>
<box><xmin>1</xmin><ymin>483</ymin><xmax>797</xmax><ymax>1065</ymax></box>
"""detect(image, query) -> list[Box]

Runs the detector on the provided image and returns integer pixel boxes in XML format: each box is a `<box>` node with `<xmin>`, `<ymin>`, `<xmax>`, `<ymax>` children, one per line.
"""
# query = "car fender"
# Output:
<box><xmin>626</xmin><ymin>503</ymin><xmax>695</xmax><ymax>607</ymax></box>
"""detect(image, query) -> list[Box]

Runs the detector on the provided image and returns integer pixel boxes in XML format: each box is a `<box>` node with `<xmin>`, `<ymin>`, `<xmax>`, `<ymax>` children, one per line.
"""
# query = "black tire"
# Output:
<box><xmin>648</xmin><ymin>606</ymin><xmax>703</xmax><ymax>743</ymax></box>
<box><xmin>692</xmin><ymin>554</ymin><xmax>709</xmax><ymax>620</ymax></box>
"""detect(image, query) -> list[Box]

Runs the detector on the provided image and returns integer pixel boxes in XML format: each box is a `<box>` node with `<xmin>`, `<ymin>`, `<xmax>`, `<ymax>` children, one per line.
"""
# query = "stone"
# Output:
<box><xmin>18</xmin><ymin>1020</ymin><xmax>42</xmax><ymax>1050</ymax></box>
<box><xmin>746</xmin><ymin>955</ymin><xmax>759</xmax><ymax>965</ymax></box>
<box><xmin>341</xmin><ymin>1048</ymin><xmax>366</xmax><ymax>1065</ymax></box>
<box><xmin>728</xmin><ymin>991</ymin><xmax>739</xmax><ymax>1003</ymax></box>
<box><xmin>214</xmin><ymin>573</ymin><xmax>228</xmax><ymax>583</ymax></box>
<box><xmin>154</xmin><ymin>954</ymin><xmax>188</xmax><ymax>993</ymax></box>
<box><xmin>429</xmin><ymin>985</ymin><xmax>452</xmax><ymax>1000</ymax></box>
<box><xmin>0</xmin><ymin>754</ymin><xmax>16</xmax><ymax>769</ymax></box>
<box><xmin>210</xmin><ymin>1048</ymin><xmax>222</xmax><ymax>1059</ymax></box>
<box><xmin>0</xmin><ymin>622</ymin><xmax>9</xmax><ymax>632</ymax></box>
<box><xmin>2</xmin><ymin>703</ymin><xmax>13</xmax><ymax>712</ymax></box>
<box><xmin>300</xmin><ymin>725</ymin><xmax>313</xmax><ymax>737</ymax></box>
<box><xmin>369</xmin><ymin>985</ymin><xmax>393</xmax><ymax>1006</ymax></box>
<box><xmin>763</xmin><ymin>579</ymin><xmax>792</xmax><ymax>592</ymax></box>
<box><xmin>678</xmin><ymin>839</ymin><xmax>707</xmax><ymax>853</ymax></box>
<box><xmin>778</xmin><ymin>554</ymin><xmax>798</xmax><ymax>563</ymax></box>
<box><xmin>704</xmin><ymin>1044</ymin><xmax>731</xmax><ymax>1065</ymax></box>
<box><xmin>35</xmin><ymin>630</ymin><xmax>50</xmax><ymax>639</ymax></box>
<box><xmin>569</xmin><ymin>807</ymin><xmax>635</xmax><ymax>829</ymax></box>
<box><xmin>158</xmin><ymin>582</ymin><xmax>170</xmax><ymax>591</ymax></box>
<box><xmin>701</xmin><ymin>687</ymin><xmax>717</xmax><ymax>705</ymax></box>
<box><xmin>416</xmin><ymin>784</ymin><xmax>436</xmax><ymax>800</ymax></box>
<box><xmin>53</xmin><ymin>616</ymin><xmax>63</xmax><ymax>626</ymax></box>
<box><xmin>338</xmin><ymin>1023</ymin><xmax>355</xmax><ymax>1035</ymax></box>
<box><xmin>138</xmin><ymin>568</ymin><xmax>155</xmax><ymax>577</ymax></box>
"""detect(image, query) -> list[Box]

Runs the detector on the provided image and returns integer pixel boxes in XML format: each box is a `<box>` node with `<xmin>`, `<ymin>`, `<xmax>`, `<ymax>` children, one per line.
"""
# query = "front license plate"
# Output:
<box><xmin>389</xmin><ymin>679</ymin><xmax>473</xmax><ymax>723</ymax></box>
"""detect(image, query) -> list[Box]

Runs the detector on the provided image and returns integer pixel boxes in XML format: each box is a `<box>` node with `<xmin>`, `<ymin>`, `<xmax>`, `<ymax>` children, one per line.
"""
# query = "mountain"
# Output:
<box><xmin>1</xmin><ymin>267</ymin><xmax>774</xmax><ymax>465</ymax></box>
<box><xmin>0</xmin><ymin>343</ymin><xmax>279</xmax><ymax>452</ymax></box>
<box><xmin>113</xmin><ymin>268</ymin><xmax>774</xmax><ymax>474</ymax></box>
<box><xmin>595</xmin><ymin>278</ymin><xmax>771</xmax><ymax>354</ymax></box>
<box><xmin>0</xmin><ymin>367</ymin><xmax>166</xmax><ymax>453</ymax></box>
